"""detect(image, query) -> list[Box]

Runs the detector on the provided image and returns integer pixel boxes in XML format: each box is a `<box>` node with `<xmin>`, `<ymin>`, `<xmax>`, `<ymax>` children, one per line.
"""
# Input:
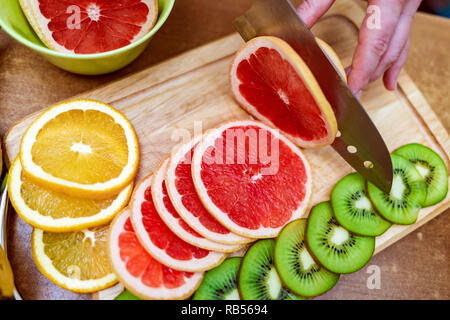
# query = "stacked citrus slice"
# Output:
<box><xmin>108</xmin><ymin>119</ymin><xmax>312</xmax><ymax>299</ymax></box>
<box><xmin>8</xmin><ymin>99</ymin><xmax>140</xmax><ymax>293</ymax></box>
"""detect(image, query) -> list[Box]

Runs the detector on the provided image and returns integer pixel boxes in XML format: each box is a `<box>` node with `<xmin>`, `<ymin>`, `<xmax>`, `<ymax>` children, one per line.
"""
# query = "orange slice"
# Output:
<box><xmin>20</xmin><ymin>99</ymin><xmax>139</xmax><ymax>199</ymax></box>
<box><xmin>8</xmin><ymin>158</ymin><xmax>132</xmax><ymax>232</ymax></box>
<box><xmin>31</xmin><ymin>224</ymin><xmax>117</xmax><ymax>292</ymax></box>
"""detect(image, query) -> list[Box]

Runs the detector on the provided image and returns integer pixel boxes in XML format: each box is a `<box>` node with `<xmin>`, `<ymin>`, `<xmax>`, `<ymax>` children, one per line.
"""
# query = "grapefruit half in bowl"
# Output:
<box><xmin>191</xmin><ymin>120</ymin><xmax>313</xmax><ymax>238</ymax></box>
<box><xmin>19</xmin><ymin>0</ymin><xmax>159</xmax><ymax>54</ymax></box>
<box><xmin>229</xmin><ymin>36</ymin><xmax>346</xmax><ymax>148</ymax></box>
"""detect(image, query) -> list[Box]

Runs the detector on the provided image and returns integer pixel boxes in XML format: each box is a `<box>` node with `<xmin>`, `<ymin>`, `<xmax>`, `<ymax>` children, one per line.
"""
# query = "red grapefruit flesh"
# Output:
<box><xmin>192</xmin><ymin>120</ymin><xmax>312</xmax><ymax>238</ymax></box>
<box><xmin>166</xmin><ymin>136</ymin><xmax>252</xmax><ymax>246</ymax></box>
<box><xmin>108</xmin><ymin>208</ymin><xmax>203</xmax><ymax>300</ymax></box>
<box><xmin>152</xmin><ymin>157</ymin><xmax>244</xmax><ymax>253</ymax></box>
<box><xmin>20</xmin><ymin>0</ymin><xmax>158</xmax><ymax>54</ymax></box>
<box><xmin>229</xmin><ymin>36</ymin><xmax>339</xmax><ymax>148</ymax></box>
<box><xmin>130</xmin><ymin>174</ymin><xmax>227</xmax><ymax>272</ymax></box>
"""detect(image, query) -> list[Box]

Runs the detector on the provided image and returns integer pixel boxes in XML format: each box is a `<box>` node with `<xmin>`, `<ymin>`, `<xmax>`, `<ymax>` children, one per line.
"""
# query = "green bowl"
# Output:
<box><xmin>0</xmin><ymin>0</ymin><xmax>175</xmax><ymax>75</ymax></box>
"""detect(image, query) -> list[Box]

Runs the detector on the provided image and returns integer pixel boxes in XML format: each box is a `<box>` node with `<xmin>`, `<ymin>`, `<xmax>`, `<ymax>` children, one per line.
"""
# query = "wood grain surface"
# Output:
<box><xmin>0</xmin><ymin>0</ymin><xmax>449</xmax><ymax>300</ymax></box>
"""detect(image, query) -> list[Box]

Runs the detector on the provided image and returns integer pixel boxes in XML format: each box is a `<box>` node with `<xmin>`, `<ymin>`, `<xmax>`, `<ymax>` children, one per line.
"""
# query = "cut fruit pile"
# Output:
<box><xmin>19</xmin><ymin>0</ymin><xmax>159</xmax><ymax>54</ymax></box>
<box><xmin>109</xmin><ymin>37</ymin><xmax>447</xmax><ymax>300</ymax></box>
<box><xmin>108</xmin><ymin>119</ymin><xmax>313</xmax><ymax>299</ymax></box>
<box><xmin>8</xmin><ymin>99</ymin><xmax>139</xmax><ymax>292</ymax></box>
<box><xmin>191</xmin><ymin>143</ymin><xmax>448</xmax><ymax>300</ymax></box>
<box><xmin>6</xmin><ymin>34</ymin><xmax>448</xmax><ymax>300</ymax></box>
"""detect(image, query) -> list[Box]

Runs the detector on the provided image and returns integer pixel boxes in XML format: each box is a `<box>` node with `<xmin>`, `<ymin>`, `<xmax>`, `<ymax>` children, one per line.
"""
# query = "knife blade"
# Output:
<box><xmin>233</xmin><ymin>0</ymin><xmax>393</xmax><ymax>193</ymax></box>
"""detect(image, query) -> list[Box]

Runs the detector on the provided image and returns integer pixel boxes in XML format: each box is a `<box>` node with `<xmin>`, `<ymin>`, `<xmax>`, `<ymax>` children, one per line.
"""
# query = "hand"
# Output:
<box><xmin>297</xmin><ymin>0</ymin><xmax>422</xmax><ymax>94</ymax></box>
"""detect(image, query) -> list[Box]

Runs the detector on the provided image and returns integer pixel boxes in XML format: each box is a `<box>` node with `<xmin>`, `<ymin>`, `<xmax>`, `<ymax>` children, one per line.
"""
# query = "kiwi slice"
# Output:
<box><xmin>115</xmin><ymin>290</ymin><xmax>141</xmax><ymax>300</ymax></box>
<box><xmin>238</xmin><ymin>239</ymin><xmax>306</xmax><ymax>300</ymax></box>
<box><xmin>306</xmin><ymin>202</ymin><xmax>375</xmax><ymax>274</ymax></box>
<box><xmin>193</xmin><ymin>257</ymin><xmax>241</xmax><ymax>300</ymax></box>
<box><xmin>394</xmin><ymin>143</ymin><xmax>448</xmax><ymax>207</ymax></box>
<box><xmin>274</xmin><ymin>219</ymin><xmax>339</xmax><ymax>297</ymax></box>
<box><xmin>331</xmin><ymin>173</ymin><xmax>391</xmax><ymax>236</ymax></box>
<box><xmin>367</xmin><ymin>154</ymin><xmax>427</xmax><ymax>225</ymax></box>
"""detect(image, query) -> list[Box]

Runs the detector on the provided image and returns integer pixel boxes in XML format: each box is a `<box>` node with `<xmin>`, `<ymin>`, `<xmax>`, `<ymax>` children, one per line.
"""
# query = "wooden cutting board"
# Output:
<box><xmin>3</xmin><ymin>0</ymin><xmax>449</xmax><ymax>299</ymax></box>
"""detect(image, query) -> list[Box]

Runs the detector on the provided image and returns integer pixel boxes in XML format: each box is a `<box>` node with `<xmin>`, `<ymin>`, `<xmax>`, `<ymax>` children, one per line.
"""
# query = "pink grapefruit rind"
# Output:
<box><xmin>229</xmin><ymin>36</ymin><xmax>338</xmax><ymax>149</ymax></box>
<box><xmin>130</xmin><ymin>173</ymin><xmax>227</xmax><ymax>272</ymax></box>
<box><xmin>166</xmin><ymin>135</ymin><xmax>252</xmax><ymax>247</ymax></box>
<box><xmin>152</xmin><ymin>157</ymin><xmax>243</xmax><ymax>253</ymax></box>
<box><xmin>19</xmin><ymin>0</ymin><xmax>159</xmax><ymax>54</ymax></box>
<box><xmin>108</xmin><ymin>208</ymin><xmax>203</xmax><ymax>300</ymax></box>
<box><xmin>192</xmin><ymin>120</ymin><xmax>313</xmax><ymax>239</ymax></box>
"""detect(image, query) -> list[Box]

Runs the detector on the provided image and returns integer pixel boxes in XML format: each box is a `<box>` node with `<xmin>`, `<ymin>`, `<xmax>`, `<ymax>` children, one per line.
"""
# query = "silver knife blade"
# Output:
<box><xmin>233</xmin><ymin>0</ymin><xmax>393</xmax><ymax>193</ymax></box>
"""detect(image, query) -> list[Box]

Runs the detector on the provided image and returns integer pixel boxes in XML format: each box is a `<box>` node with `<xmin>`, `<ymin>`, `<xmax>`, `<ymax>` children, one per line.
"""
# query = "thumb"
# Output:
<box><xmin>296</xmin><ymin>0</ymin><xmax>336</xmax><ymax>28</ymax></box>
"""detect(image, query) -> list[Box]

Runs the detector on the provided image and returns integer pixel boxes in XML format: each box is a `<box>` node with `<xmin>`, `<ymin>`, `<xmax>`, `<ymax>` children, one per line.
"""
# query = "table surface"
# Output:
<box><xmin>0</xmin><ymin>0</ymin><xmax>448</xmax><ymax>300</ymax></box>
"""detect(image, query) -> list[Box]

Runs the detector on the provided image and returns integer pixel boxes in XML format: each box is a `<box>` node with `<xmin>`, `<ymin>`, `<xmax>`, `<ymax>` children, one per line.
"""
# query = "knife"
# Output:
<box><xmin>233</xmin><ymin>0</ymin><xmax>393</xmax><ymax>193</ymax></box>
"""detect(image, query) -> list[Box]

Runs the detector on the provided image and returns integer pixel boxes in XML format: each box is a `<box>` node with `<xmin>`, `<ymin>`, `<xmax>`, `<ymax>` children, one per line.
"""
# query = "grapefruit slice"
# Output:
<box><xmin>229</xmin><ymin>36</ymin><xmax>344</xmax><ymax>148</ymax></box>
<box><xmin>108</xmin><ymin>208</ymin><xmax>203</xmax><ymax>300</ymax></box>
<box><xmin>130</xmin><ymin>174</ymin><xmax>227</xmax><ymax>272</ymax></box>
<box><xmin>19</xmin><ymin>0</ymin><xmax>158</xmax><ymax>54</ymax></box>
<box><xmin>166</xmin><ymin>136</ymin><xmax>252</xmax><ymax>246</ymax></box>
<box><xmin>152</xmin><ymin>157</ymin><xmax>245</xmax><ymax>253</ymax></box>
<box><xmin>192</xmin><ymin>120</ymin><xmax>312</xmax><ymax>238</ymax></box>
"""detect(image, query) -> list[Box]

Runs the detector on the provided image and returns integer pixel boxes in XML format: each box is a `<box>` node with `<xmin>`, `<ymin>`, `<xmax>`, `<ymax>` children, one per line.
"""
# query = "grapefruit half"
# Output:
<box><xmin>192</xmin><ymin>120</ymin><xmax>313</xmax><ymax>238</ymax></box>
<box><xmin>20</xmin><ymin>0</ymin><xmax>158</xmax><ymax>54</ymax></box>
<box><xmin>166</xmin><ymin>136</ymin><xmax>252</xmax><ymax>246</ymax></box>
<box><xmin>130</xmin><ymin>174</ymin><xmax>227</xmax><ymax>272</ymax></box>
<box><xmin>108</xmin><ymin>208</ymin><xmax>203</xmax><ymax>300</ymax></box>
<box><xmin>152</xmin><ymin>157</ymin><xmax>245</xmax><ymax>253</ymax></box>
<box><xmin>229</xmin><ymin>36</ymin><xmax>345</xmax><ymax>148</ymax></box>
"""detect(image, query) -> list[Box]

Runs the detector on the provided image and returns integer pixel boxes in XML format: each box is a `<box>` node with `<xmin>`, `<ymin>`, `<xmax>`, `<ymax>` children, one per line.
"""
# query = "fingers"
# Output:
<box><xmin>383</xmin><ymin>38</ymin><xmax>410</xmax><ymax>90</ymax></box>
<box><xmin>369</xmin><ymin>14</ymin><xmax>411</xmax><ymax>83</ymax></box>
<box><xmin>347</xmin><ymin>0</ymin><xmax>404</xmax><ymax>94</ymax></box>
<box><xmin>296</xmin><ymin>0</ymin><xmax>336</xmax><ymax>28</ymax></box>
<box><xmin>370</xmin><ymin>0</ymin><xmax>421</xmax><ymax>87</ymax></box>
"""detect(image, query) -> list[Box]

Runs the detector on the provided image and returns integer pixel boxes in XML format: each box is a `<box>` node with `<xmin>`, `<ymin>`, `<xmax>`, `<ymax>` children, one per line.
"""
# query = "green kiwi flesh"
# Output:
<box><xmin>306</xmin><ymin>202</ymin><xmax>375</xmax><ymax>274</ymax></box>
<box><xmin>238</xmin><ymin>239</ymin><xmax>306</xmax><ymax>300</ymax></box>
<box><xmin>331</xmin><ymin>173</ymin><xmax>391</xmax><ymax>236</ymax></box>
<box><xmin>368</xmin><ymin>154</ymin><xmax>427</xmax><ymax>225</ymax></box>
<box><xmin>274</xmin><ymin>219</ymin><xmax>339</xmax><ymax>297</ymax></box>
<box><xmin>394</xmin><ymin>143</ymin><xmax>448</xmax><ymax>207</ymax></box>
<box><xmin>193</xmin><ymin>257</ymin><xmax>241</xmax><ymax>300</ymax></box>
